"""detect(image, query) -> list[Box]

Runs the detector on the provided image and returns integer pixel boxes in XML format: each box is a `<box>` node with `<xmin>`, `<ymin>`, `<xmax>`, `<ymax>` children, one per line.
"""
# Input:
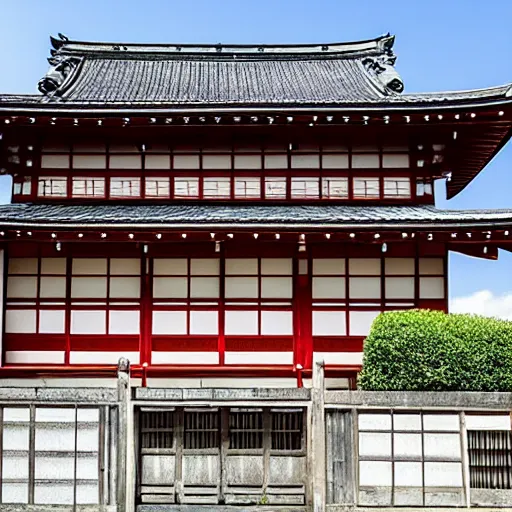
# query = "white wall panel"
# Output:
<box><xmin>312</xmin><ymin>311</ymin><xmax>346</xmax><ymax>336</ymax></box>
<box><xmin>145</xmin><ymin>154</ymin><xmax>171</xmax><ymax>169</ymax></box>
<box><xmin>424</xmin><ymin>462</ymin><xmax>462</xmax><ymax>487</ymax></box>
<box><xmin>395</xmin><ymin>462</ymin><xmax>423</xmax><ymax>487</ymax></box>
<box><xmin>225</xmin><ymin>310</ymin><xmax>258</xmax><ymax>335</ymax></box>
<box><xmin>7</xmin><ymin>276</ymin><xmax>38</xmax><ymax>298</ymax></box>
<box><xmin>40</xmin><ymin>276</ymin><xmax>66</xmax><ymax>298</ymax></box>
<box><xmin>202</xmin><ymin>154</ymin><xmax>231</xmax><ymax>169</ymax></box>
<box><xmin>152</xmin><ymin>310</ymin><xmax>187</xmax><ymax>335</ymax></box>
<box><xmin>41</xmin><ymin>154</ymin><xmax>69</xmax><ymax>168</ymax></box>
<box><xmin>261</xmin><ymin>258</ymin><xmax>292</xmax><ymax>275</ymax></box>
<box><xmin>313</xmin><ymin>258</ymin><xmax>345</xmax><ymax>275</ymax></box>
<box><xmin>465</xmin><ymin>415</ymin><xmax>511</xmax><ymax>430</ymax></box>
<box><xmin>423</xmin><ymin>414</ymin><xmax>459</xmax><ymax>431</ymax></box>
<box><xmin>225</xmin><ymin>277</ymin><xmax>258</xmax><ymax>298</ymax></box>
<box><xmin>109</xmin><ymin>311</ymin><xmax>140</xmax><ymax>334</ymax></box>
<box><xmin>5</xmin><ymin>351</ymin><xmax>65</xmax><ymax>364</ymax></box>
<box><xmin>419</xmin><ymin>258</ymin><xmax>444</xmax><ymax>275</ymax></box>
<box><xmin>424</xmin><ymin>434</ymin><xmax>461</xmax><ymax>459</ymax></box>
<box><xmin>393</xmin><ymin>414</ymin><xmax>422</xmax><ymax>431</ymax></box>
<box><xmin>225</xmin><ymin>351</ymin><xmax>293</xmax><ymax>364</ymax></box>
<box><xmin>322</xmin><ymin>154</ymin><xmax>349</xmax><ymax>169</ymax></box>
<box><xmin>359</xmin><ymin>432</ymin><xmax>391</xmax><ymax>458</ymax></box>
<box><xmin>153</xmin><ymin>277</ymin><xmax>188</xmax><ymax>298</ymax></box>
<box><xmin>264</xmin><ymin>154</ymin><xmax>288</xmax><ymax>168</ymax></box>
<box><xmin>2</xmin><ymin>483</ymin><xmax>28</xmax><ymax>504</ymax></box>
<box><xmin>352</xmin><ymin>154</ymin><xmax>380</xmax><ymax>168</ymax></box>
<box><xmin>225</xmin><ymin>258</ymin><xmax>258</xmax><ymax>275</ymax></box>
<box><xmin>73</xmin><ymin>155</ymin><xmax>106</xmax><ymax>169</ymax></box>
<box><xmin>420</xmin><ymin>277</ymin><xmax>445</xmax><ymax>299</ymax></box>
<box><xmin>261</xmin><ymin>311</ymin><xmax>293</xmax><ymax>335</ymax></box>
<box><xmin>109</xmin><ymin>277</ymin><xmax>141</xmax><ymax>298</ymax></box>
<box><xmin>190</xmin><ymin>311</ymin><xmax>218</xmax><ymax>335</ymax></box>
<box><xmin>6</xmin><ymin>310</ymin><xmax>36</xmax><ymax>333</ymax></box>
<box><xmin>349</xmin><ymin>311</ymin><xmax>380</xmax><ymax>336</ymax></box>
<box><xmin>385</xmin><ymin>277</ymin><xmax>415</xmax><ymax>299</ymax></box>
<box><xmin>394</xmin><ymin>433</ymin><xmax>422</xmax><ymax>458</ymax></box>
<box><xmin>153</xmin><ymin>258</ymin><xmax>188</xmax><ymax>275</ymax></box>
<box><xmin>234</xmin><ymin>155</ymin><xmax>261</xmax><ymax>169</ymax></box>
<box><xmin>312</xmin><ymin>277</ymin><xmax>345</xmax><ymax>299</ymax></box>
<box><xmin>349</xmin><ymin>258</ymin><xmax>380</xmax><ymax>275</ymax></box>
<box><xmin>8</xmin><ymin>258</ymin><xmax>38</xmax><ymax>274</ymax></box>
<box><xmin>110</xmin><ymin>258</ymin><xmax>140</xmax><ymax>275</ymax></box>
<box><xmin>70</xmin><ymin>351</ymin><xmax>139</xmax><ymax>364</ymax></box>
<box><xmin>261</xmin><ymin>277</ymin><xmax>292</xmax><ymax>298</ymax></box>
<box><xmin>314</xmin><ymin>352</ymin><xmax>363</xmax><ymax>365</ymax></box>
<box><xmin>152</xmin><ymin>351</ymin><xmax>219</xmax><ymax>364</ymax></box>
<box><xmin>72</xmin><ymin>258</ymin><xmax>107</xmax><ymax>275</ymax></box>
<box><xmin>190</xmin><ymin>259</ymin><xmax>219</xmax><ymax>275</ymax></box>
<box><xmin>109</xmin><ymin>154</ymin><xmax>142</xmax><ymax>169</ymax></box>
<box><xmin>3</xmin><ymin>455</ymin><xmax>29</xmax><ymax>479</ymax></box>
<box><xmin>4</xmin><ymin>408</ymin><xmax>30</xmax><ymax>421</ymax></box>
<box><xmin>39</xmin><ymin>310</ymin><xmax>66</xmax><ymax>334</ymax></box>
<box><xmin>349</xmin><ymin>277</ymin><xmax>381</xmax><ymax>299</ymax></box>
<box><xmin>385</xmin><ymin>258</ymin><xmax>414</xmax><ymax>275</ymax></box>
<box><xmin>70</xmin><ymin>310</ymin><xmax>106</xmax><ymax>334</ymax></box>
<box><xmin>40</xmin><ymin>258</ymin><xmax>66</xmax><ymax>274</ymax></box>
<box><xmin>4</xmin><ymin>423</ymin><xmax>29</xmax><ymax>449</ymax></box>
<box><xmin>71</xmin><ymin>277</ymin><xmax>107</xmax><ymax>298</ymax></box>
<box><xmin>382</xmin><ymin>154</ymin><xmax>409</xmax><ymax>168</ymax></box>
<box><xmin>291</xmin><ymin>154</ymin><xmax>320</xmax><ymax>168</ymax></box>
<box><xmin>190</xmin><ymin>277</ymin><xmax>219</xmax><ymax>298</ymax></box>
<box><xmin>173</xmin><ymin>155</ymin><xmax>200</xmax><ymax>169</ymax></box>
<box><xmin>359</xmin><ymin>461</ymin><xmax>392</xmax><ymax>486</ymax></box>
<box><xmin>359</xmin><ymin>414</ymin><xmax>392</xmax><ymax>431</ymax></box>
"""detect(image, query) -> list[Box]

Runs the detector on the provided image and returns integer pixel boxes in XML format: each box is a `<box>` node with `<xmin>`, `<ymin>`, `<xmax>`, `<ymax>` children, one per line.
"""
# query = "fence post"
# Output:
<box><xmin>311</xmin><ymin>360</ymin><xmax>326</xmax><ymax>512</ymax></box>
<box><xmin>117</xmin><ymin>358</ymin><xmax>130</xmax><ymax>512</ymax></box>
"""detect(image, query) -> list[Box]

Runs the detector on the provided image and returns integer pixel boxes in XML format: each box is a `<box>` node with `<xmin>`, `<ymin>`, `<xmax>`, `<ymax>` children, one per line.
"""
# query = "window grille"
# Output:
<box><xmin>174</xmin><ymin>177</ymin><xmax>199</xmax><ymax>198</ymax></box>
<box><xmin>229</xmin><ymin>410</ymin><xmax>264</xmax><ymax>449</ymax></box>
<box><xmin>140</xmin><ymin>410</ymin><xmax>175</xmax><ymax>450</ymax></box>
<box><xmin>37</xmin><ymin>176</ymin><xmax>67</xmax><ymax>197</ymax></box>
<box><xmin>145</xmin><ymin>177</ymin><xmax>170</xmax><ymax>198</ymax></box>
<box><xmin>322</xmin><ymin>177</ymin><xmax>348</xmax><ymax>199</ymax></box>
<box><xmin>383</xmin><ymin>177</ymin><xmax>411</xmax><ymax>198</ymax></box>
<box><xmin>290</xmin><ymin>177</ymin><xmax>319</xmax><ymax>198</ymax></box>
<box><xmin>110</xmin><ymin>177</ymin><xmax>141</xmax><ymax>197</ymax></box>
<box><xmin>468</xmin><ymin>430</ymin><xmax>512</xmax><ymax>489</ymax></box>
<box><xmin>72</xmin><ymin>177</ymin><xmax>105</xmax><ymax>198</ymax></box>
<box><xmin>271</xmin><ymin>410</ymin><xmax>303</xmax><ymax>451</ymax></box>
<box><xmin>234</xmin><ymin>177</ymin><xmax>261</xmax><ymax>198</ymax></box>
<box><xmin>264</xmin><ymin>177</ymin><xmax>287</xmax><ymax>198</ymax></box>
<box><xmin>184</xmin><ymin>410</ymin><xmax>220</xmax><ymax>449</ymax></box>
<box><xmin>353</xmin><ymin>177</ymin><xmax>380</xmax><ymax>198</ymax></box>
<box><xmin>203</xmin><ymin>177</ymin><xmax>230</xmax><ymax>198</ymax></box>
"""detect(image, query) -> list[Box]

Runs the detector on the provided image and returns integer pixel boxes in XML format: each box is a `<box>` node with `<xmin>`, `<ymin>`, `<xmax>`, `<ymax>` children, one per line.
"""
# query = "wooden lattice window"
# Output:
<box><xmin>229</xmin><ymin>410</ymin><xmax>264</xmax><ymax>449</ymax></box>
<box><xmin>184</xmin><ymin>410</ymin><xmax>220</xmax><ymax>449</ymax></box>
<box><xmin>468</xmin><ymin>430</ymin><xmax>512</xmax><ymax>489</ymax></box>
<box><xmin>140</xmin><ymin>410</ymin><xmax>175</xmax><ymax>450</ymax></box>
<box><xmin>271</xmin><ymin>409</ymin><xmax>303</xmax><ymax>451</ymax></box>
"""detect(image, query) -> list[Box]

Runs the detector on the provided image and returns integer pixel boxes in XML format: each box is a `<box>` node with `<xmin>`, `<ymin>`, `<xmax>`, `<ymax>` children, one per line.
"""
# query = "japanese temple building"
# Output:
<box><xmin>0</xmin><ymin>34</ymin><xmax>511</xmax><ymax>510</ymax></box>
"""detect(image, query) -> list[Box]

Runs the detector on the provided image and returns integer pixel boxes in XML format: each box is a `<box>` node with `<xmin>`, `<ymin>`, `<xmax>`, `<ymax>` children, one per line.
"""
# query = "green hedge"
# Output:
<box><xmin>358</xmin><ymin>309</ymin><xmax>512</xmax><ymax>391</ymax></box>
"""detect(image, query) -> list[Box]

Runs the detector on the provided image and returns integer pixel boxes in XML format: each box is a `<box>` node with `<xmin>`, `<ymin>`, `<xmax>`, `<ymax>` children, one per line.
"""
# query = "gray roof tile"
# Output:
<box><xmin>0</xmin><ymin>203</ymin><xmax>511</xmax><ymax>229</ymax></box>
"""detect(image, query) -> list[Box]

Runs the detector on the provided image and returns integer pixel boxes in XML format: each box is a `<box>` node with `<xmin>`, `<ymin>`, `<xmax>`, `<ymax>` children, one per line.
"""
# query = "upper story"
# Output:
<box><xmin>1</xmin><ymin>33</ymin><xmax>512</xmax><ymax>207</ymax></box>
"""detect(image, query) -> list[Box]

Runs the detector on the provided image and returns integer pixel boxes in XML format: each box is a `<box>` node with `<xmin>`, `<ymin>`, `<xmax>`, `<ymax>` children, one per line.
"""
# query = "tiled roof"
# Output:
<box><xmin>0</xmin><ymin>203</ymin><xmax>511</xmax><ymax>229</ymax></box>
<box><xmin>0</xmin><ymin>34</ymin><xmax>510</xmax><ymax>111</ymax></box>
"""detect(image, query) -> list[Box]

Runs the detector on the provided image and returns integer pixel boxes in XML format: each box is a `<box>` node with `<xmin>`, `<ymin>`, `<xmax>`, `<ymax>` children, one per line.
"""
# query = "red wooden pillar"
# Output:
<box><xmin>140</xmin><ymin>252</ymin><xmax>152</xmax><ymax>365</ymax></box>
<box><xmin>294</xmin><ymin>252</ymin><xmax>312</xmax><ymax>370</ymax></box>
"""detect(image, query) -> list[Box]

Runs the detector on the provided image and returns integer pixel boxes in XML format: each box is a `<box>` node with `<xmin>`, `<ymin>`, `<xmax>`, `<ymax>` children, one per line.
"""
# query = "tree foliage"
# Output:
<box><xmin>358</xmin><ymin>309</ymin><xmax>512</xmax><ymax>391</ymax></box>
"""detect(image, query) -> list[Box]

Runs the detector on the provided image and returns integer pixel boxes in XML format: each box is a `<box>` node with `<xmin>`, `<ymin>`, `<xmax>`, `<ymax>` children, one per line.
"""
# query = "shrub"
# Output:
<box><xmin>358</xmin><ymin>309</ymin><xmax>512</xmax><ymax>391</ymax></box>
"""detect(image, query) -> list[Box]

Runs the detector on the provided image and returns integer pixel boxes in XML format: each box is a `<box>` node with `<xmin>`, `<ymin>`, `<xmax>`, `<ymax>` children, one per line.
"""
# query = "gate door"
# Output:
<box><xmin>138</xmin><ymin>407</ymin><xmax>306</xmax><ymax>506</ymax></box>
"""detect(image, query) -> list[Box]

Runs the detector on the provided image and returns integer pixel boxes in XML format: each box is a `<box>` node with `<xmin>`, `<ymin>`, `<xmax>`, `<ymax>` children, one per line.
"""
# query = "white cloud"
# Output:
<box><xmin>450</xmin><ymin>290</ymin><xmax>512</xmax><ymax>320</ymax></box>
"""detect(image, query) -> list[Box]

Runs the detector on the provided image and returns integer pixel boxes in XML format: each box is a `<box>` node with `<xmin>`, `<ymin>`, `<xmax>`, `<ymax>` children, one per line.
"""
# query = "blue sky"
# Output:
<box><xmin>1</xmin><ymin>0</ymin><xmax>512</xmax><ymax>310</ymax></box>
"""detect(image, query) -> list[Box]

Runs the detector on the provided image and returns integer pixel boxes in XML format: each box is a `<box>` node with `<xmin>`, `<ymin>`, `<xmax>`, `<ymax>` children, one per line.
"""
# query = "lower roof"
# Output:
<box><xmin>0</xmin><ymin>203</ymin><xmax>511</xmax><ymax>230</ymax></box>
